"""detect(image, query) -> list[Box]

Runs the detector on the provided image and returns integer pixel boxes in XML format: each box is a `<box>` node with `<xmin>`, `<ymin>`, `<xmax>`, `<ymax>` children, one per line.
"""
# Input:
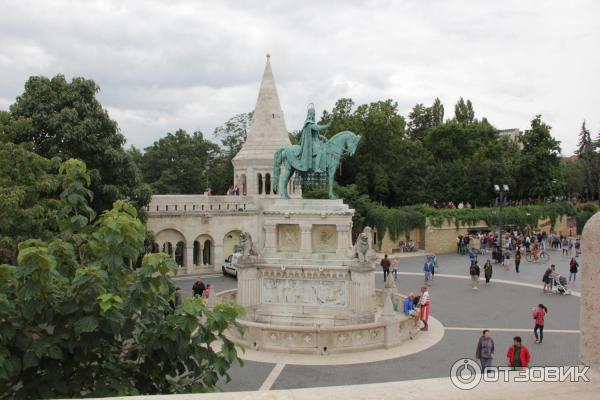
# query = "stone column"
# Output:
<box><xmin>580</xmin><ymin>211</ymin><xmax>600</xmax><ymax>370</ymax></box>
<box><xmin>300</xmin><ymin>224</ymin><xmax>312</xmax><ymax>255</ymax></box>
<box><xmin>336</xmin><ymin>225</ymin><xmax>351</xmax><ymax>256</ymax></box>
<box><xmin>214</xmin><ymin>244</ymin><xmax>224</xmax><ymax>273</ymax></box>
<box><xmin>264</xmin><ymin>224</ymin><xmax>277</xmax><ymax>254</ymax></box>
<box><xmin>185</xmin><ymin>246</ymin><xmax>194</xmax><ymax>274</ymax></box>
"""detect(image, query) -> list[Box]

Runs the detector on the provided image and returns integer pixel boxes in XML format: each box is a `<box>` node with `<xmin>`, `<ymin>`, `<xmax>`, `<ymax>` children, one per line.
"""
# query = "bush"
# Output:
<box><xmin>0</xmin><ymin>160</ymin><xmax>244</xmax><ymax>398</ymax></box>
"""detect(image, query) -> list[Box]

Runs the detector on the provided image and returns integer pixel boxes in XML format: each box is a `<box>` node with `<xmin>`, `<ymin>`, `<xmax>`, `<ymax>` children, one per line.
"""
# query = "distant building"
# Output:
<box><xmin>498</xmin><ymin>128</ymin><xmax>521</xmax><ymax>142</ymax></box>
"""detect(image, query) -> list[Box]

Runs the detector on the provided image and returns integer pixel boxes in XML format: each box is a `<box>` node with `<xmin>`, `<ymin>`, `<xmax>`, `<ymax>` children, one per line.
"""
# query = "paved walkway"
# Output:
<box><xmin>173</xmin><ymin>248</ymin><xmax>581</xmax><ymax>392</ymax></box>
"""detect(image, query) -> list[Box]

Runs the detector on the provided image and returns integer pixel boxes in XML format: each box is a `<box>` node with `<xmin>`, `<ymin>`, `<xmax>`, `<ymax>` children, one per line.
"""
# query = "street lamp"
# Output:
<box><xmin>494</xmin><ymin>184</ymin><xmax>509</xmax><ymax>263</ymax></box>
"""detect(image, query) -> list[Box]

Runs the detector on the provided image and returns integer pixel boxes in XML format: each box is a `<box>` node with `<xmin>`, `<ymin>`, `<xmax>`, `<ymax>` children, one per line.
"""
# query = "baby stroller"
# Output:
<box><xmin>552</xmin><ymin>274</ymin><xmax>570</xmax><ymax>295</ymax></box>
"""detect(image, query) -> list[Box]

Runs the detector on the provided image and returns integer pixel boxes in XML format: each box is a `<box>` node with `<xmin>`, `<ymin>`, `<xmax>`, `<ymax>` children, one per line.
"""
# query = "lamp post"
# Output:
<box><xmin>494</xmin><ymin>184</ymin><xmax>509</xmax><ymax>262</ymax></box>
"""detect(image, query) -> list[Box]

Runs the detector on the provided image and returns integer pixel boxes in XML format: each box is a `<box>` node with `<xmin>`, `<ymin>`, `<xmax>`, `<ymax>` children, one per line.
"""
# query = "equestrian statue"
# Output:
<box><xmin>272</xmin><ymin>104</ymin><xmax>361</xmax><ymax>199</ymax></box>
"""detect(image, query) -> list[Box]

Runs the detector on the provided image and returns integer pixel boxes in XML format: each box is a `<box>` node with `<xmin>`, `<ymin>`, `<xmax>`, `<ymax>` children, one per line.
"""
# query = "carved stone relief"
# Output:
<box><xmin>261</xmin><ymin>278</ymin><xmax>347</xmax><ymax>306</ymax></box>
<box><xmin>277</xmin><ymin>224</ymin><xmax>300</xmax><ymax>252</ymax></box>
<box><xmin>312</xmin><ymin>224</ymin><xmax>338</xmax><ymax>253</ymax></box>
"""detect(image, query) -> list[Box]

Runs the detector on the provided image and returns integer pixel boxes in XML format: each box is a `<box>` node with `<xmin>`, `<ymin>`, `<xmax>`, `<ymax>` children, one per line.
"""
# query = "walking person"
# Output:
<box><xmin>483</xmin><ymin>259</ymin><xmax>493</xmax><ymax>284</ymax></box>
<box><xmin>533</xmin><ymin>304</ymin><xmax>548</xmax><ymax>344</ymax></box>
<box><xmin>514</xmin><ymin>250</ymin><xmax>521</xmax><ymax>273</ymax></box>
<box><xmin>380</xmin><ymin>254</ymin><xmax>391</xmax><ymax>283</ymax></box>
<box><xmin>392</xmin><ymin>256</ymin><xmax>400</xmax><ymax>280</ymax></box>
<box><xmin>569</xmin><ymin>257</ymin><xmax>578</xmax><ymax>284</ymax></box>
<box><xmin>423</xmin><ymin>257</ymin><xmax>433</xmax><ymax>286</ymax></box>
<box><xmin>507</xmin><ymin>336</ymin><xmax>531</xmax><ymax>369</ymax></box>
<box><xmin>430</xmin><ymin>253</ymin><xmax>438</xmax><ymax>281</ymax></box>
<box><xmin>475</xmin><ymin>329</ymin><xmax>495</xmax><ymax>371</ymax></box>
<box><xmin>192</xmin><ymin>277</ymin><xmax>206</xmax><ymax>299</ymax></box>
<box><xmin>419</xmin><ymin>286</ymin><xmax>430</xmax><ymax>331</ymax></box>
<box><xmin>469</xmin><ymin>261</ymin><xmax>480</xmax><ymax>290</ymax></box>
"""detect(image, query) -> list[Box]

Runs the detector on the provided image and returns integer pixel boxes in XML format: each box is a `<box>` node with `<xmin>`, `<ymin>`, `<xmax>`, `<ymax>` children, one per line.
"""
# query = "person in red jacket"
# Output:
<box><xmin>532</xmin><ymin>304</ymin><xmax>548</xmax><ymax>344</ymax></box>
<box><xmin>507</xmin><ymin>336</ymin><xmax>531</xmax><ymax>369</ymax></box>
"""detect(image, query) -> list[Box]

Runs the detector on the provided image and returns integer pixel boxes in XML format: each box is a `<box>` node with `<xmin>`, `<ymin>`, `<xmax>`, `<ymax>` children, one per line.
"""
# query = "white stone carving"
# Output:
<box><xmin>261</xmin><ymin>278</ymin><xmax>347</xmax><ymax>306</ymax></box>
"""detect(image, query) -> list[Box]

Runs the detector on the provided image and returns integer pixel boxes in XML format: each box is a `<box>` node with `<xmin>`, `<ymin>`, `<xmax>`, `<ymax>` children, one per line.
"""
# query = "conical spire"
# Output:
<box><xmin>233</xmin><ymin>54</ymin><xmax>291</xmax><ymax>162</ymax></box>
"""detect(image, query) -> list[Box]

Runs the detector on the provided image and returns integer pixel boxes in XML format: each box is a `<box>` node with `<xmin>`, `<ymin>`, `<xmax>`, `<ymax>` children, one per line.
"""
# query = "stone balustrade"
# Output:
<box><xmin>146</xmin><ymin>195</ymin><xmax>258</xmax><ymax>215</ymax></box>
<box><xmin>214</xmin><ymin>288</ymin><xmax>417</xmax><ymax>355</ymax></box>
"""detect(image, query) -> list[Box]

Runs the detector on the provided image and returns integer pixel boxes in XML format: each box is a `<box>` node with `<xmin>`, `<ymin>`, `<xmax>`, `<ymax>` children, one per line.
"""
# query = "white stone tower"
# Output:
<box><xmin>232</xmin><ymin>54</ymin><xmax>292</xmax><ymax>197</ymax></box>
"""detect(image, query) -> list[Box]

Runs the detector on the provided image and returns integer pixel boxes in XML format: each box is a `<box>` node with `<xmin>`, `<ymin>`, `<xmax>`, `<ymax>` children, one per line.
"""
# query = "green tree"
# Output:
<box><xmin>517</xmin><ymin>115</ymin><xmax>562</xmax><ymax>200</ymax></box>
<box><xmin>325</xmin><ymin>99</ymin><xmax>410</xmax><ymax>205</ymax></box>
<box><xmin>577</xmin><ymin>120</ymin><xmax>592</xmax><ymax>154</ymax></box>
<box><xmin>407</xmin><ymin>104</ymin><xmax>432</xmax><ymax>141</ymax></box>
<box><xmin>431</xmin><ymin>97</ymin><xmax>444</xmax><ymax>126</ymax></box>
<box><xmin>0</xmin><ymin>143</ymin><xmax>60</xmax><ymax>264</ymax></box>
<box><xmin>454</xmin><ymin>97</ymin><xmax>475</xmax><ymax>124</ymax></box>
<box><xmin>7</xmin><ymin>75</ymin><xmax>149</xmax><ymax>213</ymax></box>
<box><xmin>139</xmin><ymin>129</ymin><xmax>220</xmax><ymax>194</ymax></box>
<box><xmin>0</xmin><ymin>159</ymin><xmax>243</xmax><ymax>398</ymax></box>
<box><xmin>213</xmin><ymin>112</ymin><xmax>252</xmax><ymax>157</ymax></box>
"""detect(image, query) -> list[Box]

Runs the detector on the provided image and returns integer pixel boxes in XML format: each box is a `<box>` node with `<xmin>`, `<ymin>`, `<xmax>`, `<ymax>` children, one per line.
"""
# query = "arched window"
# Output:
<box><xmin>193</xmin><ymin>241</ymin><xmax>200</xmax><ymax>265</ymax></box>
<box><xmin>265</xmin><ymin>173</ymin><xmax>271</xmax><ymax>195</ymax></box>
<box><xmin>257</xmin><ymin>173</ymin><xmax>263</xmax><ymax>195</ymax></box>
<box><xmin>202</xmin><ymin>240</ymin><xmax>212</xmax><ymax>265</ymax></box>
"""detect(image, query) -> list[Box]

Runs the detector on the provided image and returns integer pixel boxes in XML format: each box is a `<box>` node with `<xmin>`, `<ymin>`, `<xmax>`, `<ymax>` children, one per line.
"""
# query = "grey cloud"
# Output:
<box><xmin>1</xmin><ymin>0</ymin><xmax>599</xmax><ymax>153</ymax></box>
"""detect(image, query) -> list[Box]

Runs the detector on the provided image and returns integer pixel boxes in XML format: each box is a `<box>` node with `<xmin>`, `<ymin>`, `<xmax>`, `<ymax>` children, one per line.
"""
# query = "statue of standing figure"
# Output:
<box><xmin>272</xmin><ymin>104</ymin><xmax>361</xmax><ymax>199</ymax></box>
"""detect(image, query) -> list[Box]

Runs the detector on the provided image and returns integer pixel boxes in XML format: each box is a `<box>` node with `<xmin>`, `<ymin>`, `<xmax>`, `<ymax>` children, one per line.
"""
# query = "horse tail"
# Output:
<box><xmin>272</xmin><ymin>148</ymin><xmax>284</xmax><ymax>193</ymax></box>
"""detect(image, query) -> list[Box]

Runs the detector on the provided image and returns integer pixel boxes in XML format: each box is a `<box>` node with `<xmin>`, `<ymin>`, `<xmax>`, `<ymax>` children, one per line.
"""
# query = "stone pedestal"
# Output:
<box><xmin>580</xmin><ymin>211</ymin><xmax>600</xmax><ymax>371</ymax></box>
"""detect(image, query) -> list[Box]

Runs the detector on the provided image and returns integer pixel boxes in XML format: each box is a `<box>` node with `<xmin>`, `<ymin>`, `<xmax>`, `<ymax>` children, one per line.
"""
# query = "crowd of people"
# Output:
<box><xmin>376</xmin><ymin>222</ymin><xmax>583</xmax><ymax>371</ymax></box>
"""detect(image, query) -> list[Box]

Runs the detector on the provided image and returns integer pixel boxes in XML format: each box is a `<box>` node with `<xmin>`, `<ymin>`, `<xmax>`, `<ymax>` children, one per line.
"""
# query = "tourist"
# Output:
<box><xmin>392</xmin><ymin>256</ymin><xmax>400</xmax><ymax>280</ymax></box>
<box><xmin>568</xmin><ymin>238</ymin><xmax>574</xmax><ymax>256</ymax></box>
<box><xmin>203</xmin><ymin>284</ymin><xmax>212</xmax><ymax>300</ymax></box>
<box><xmin>192</xmin><ymin>277</ymin><xmax>206</xmax><ymax>298</ymax></box>
<box><xmin>403</xmin><ymin>293</ymin><xmax>419</xmax><ymax>326</ymax></box>
<box><xmin>562</xmin><ymin>237</ymin><xmax>569</xmax><ymax>255</ymax></box>
<box><xmin>419</xmin><ymin>286</ymin><xmax>430</xmax><ymax>331</ymax></box>
<box><xmin>380</xmin><ymin>254</ymin><xmax>391</xmax><ymax>282</ymax></box>
<box><xmin>475</xmin><ymin>329</ymin><xmax>495</xmax><ymax>371</ymax></box>
<box><xmin>514</xmin><ymin>249</ymin><xmax>522</xmax><ymax>273</ymax></box>
<box><xmin>469</xmin><ymin>260</ymin><xmax>480</xmax><ymax>290</ymax></box>
<box><xmin>575</xmin><ymin>238</ymin><xmax>581</xmax><ymax>257</ymax></box>
<box><xmin>483</xmin><ymin>259</ymin><xmax>493</xmax><ymax>284</ymax></box>
<box><xmin>234</xmin><ymin>185</ymin><xmax>240</xmax><ymax>195</ymax></box>
<box><xmin>430</xmin><ymin>253</ymin><xmax>438</xmax><ymax>280</ymax></box>
<box><xmin>207</xmin><ymin>187</ymin><xmax>213</xmax><ymax>196</ymax></box>
<box><xmin>569</xmin><ymin>257</ymin><xmax>578</xmax><ymax>284</ymax></box>
<box><xmin>506</xmin><ymin>336</ymin><xmax>531</xmax><ymax>369</ymax></box>
<box><xmin>542</xmin><ymin>265</ymin><xmax>556</xmax><ymax>293</ymax></box>
<box><xmin>170</xmin><ymin>287</ymin><xmax>182</xmax><ymax>310</ymax></box>
<box><xmin>533</xmin><ymin>304</ymin><xmax>548</xmax><ymax>344</ymax></box>
<box><xmin>423</xmin><ymin>257</ymin><xmax>433</xmax><ymax>286</ymax></box>
<box><xmin>457</xmin><ymin>235</ymin><xmax>462</xmax><ymax>254</ymax></box>
<box><xmin>407</xmin><ymin>239</ymin><xmax>415</xmax><ymax>252</ymax></box>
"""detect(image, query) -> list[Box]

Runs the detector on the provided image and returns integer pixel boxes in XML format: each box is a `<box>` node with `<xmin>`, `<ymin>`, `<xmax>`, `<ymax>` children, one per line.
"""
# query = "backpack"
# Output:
<box><xmin>470</xmin><ymin>265</ymin><xmax>478</xmax><ymax>275</ymax></box>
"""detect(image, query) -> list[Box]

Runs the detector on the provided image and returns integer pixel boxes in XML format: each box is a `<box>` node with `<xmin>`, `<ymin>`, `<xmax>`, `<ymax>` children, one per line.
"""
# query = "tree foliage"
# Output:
<box><xmin>516</xmin><ymin>115</ymin><xmax>562</xmax><ymax>200</ymax></box>
<box><xmin>138</xmin><ymin>129</ymin><xmax>220</xmax><ymax>195</ymax></box>
<box><xmin>0</xmin><ymin>143</ymin><xmax>60</xmax><ymax>264</ymax></box>
<box><xmin>6</xmin><ymin>75</ymin><xmax>151</xmax><ymax>213</ymax></box>
<box><xmin>0</xmin><ymin>160</ymin><xmax>244</xmax><ymax>398</ymax></box>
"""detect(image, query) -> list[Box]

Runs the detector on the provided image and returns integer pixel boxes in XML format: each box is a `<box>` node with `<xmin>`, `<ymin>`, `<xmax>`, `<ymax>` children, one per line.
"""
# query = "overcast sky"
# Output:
<box><xmin>1</xmin><ymin>0</ymin><xmax>599</xmax><ymax>155</ymax></box>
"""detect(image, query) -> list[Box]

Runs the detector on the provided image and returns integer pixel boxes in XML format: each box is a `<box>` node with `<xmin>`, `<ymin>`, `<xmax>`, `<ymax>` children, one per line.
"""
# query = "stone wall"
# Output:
<box><xmin>376</xmin><ymin>215</ymin><xmax>574</xmax><ymax>255</ymax></box>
